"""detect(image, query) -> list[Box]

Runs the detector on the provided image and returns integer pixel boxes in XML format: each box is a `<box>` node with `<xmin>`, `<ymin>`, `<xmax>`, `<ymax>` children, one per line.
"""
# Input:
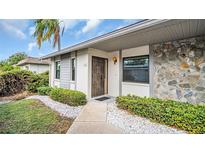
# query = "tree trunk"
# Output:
<box><xmin>58</xmin><ymin>35</ymin><xmax>61</xmax><ymax>51</ymax></box>
<box><xmin>57</xmin><ymin>25</ymin><xmax>61</xmax><ymax>51</ymax></box>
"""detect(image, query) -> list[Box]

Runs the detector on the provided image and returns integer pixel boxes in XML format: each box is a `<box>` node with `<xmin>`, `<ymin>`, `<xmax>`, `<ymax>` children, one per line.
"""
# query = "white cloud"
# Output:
<box><xmin>0</xmin><ymin>20</ymin><xmax>28</xmax><ymax>39</ymax></box>
<box><xmin>28</xmin><ymin>42</ymin><xmax>37</xmax><ymax>51</ymax></box>
<box><xmin>29</xmin><ymin>26</ymin><xmax>35</xmax><ymax>36</ymax></box>
<box><xmin>38</xmin><ymin>52</ymin><xmax>45</xmax><ymax>56</ymax></box>
<box><xmin>82</xmin><ymin>19</ymin><xmax>102</xmax><ymax>33</ymax></box>
<box><xmin>60</xmin><ymin>19</ymin><xmax>81</xmax><ymax>32</ymax></box>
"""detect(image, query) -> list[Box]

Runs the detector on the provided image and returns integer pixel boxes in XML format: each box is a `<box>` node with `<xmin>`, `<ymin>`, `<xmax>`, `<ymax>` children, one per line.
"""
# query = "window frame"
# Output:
<box><xmin>55</xmin><ymin>61</ymin><xmax>61</xmax><ymax>79</ymax></box>
<box><xmin>71</xmin><ymin>58</ymin><xmax>76</xmax><ymax>81</ymax></box>
<box><xmin>122</xmin><ymin>55</ymin><xmax>149</xmax><ymax>84</ymax></box>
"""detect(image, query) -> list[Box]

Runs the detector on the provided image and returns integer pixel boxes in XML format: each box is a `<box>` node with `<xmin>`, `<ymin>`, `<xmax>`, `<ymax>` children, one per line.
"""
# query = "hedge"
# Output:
<box><xmin>26</xmin><ymin>71</ymin><xmax>49</xmax><ymax>93</ymax></box>
<box><xmin>50</xmin><ymin>88</ymin><xmax>87</xmax><ymax>106</ymax></box>
<box><xmin>0</xmin><ymin>70</ymin><xmax>49</xmax><ymax>97</ymax></box>
<box><xmin>116</xmin><ymin>95</ymin><xmax>205</xmax><ymax>134</ymax></box>
<box><xmin>0</xmin><ymin>70</ymin><xmax>32</xmax><ymax>96</ymax></box>
<box><xmin>37</xmin><ymin>86</ymin><xmax>53</xmax><ymax>95</ymax></box>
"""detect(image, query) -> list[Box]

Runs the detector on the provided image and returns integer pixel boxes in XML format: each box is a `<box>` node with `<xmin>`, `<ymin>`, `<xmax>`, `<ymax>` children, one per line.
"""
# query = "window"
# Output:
<box><xmin>55</xmin><ymin>61</ymin><xmax>60</xmax><ymax>79</ymax></box>
<box><xmin>71</xmin><ymin>58</ymin><xmax>76</xmax><ymax>81</ymax></box>
<box><xmin>123</xmin><ymin>55</ymin><xmax>149</xmax><ymax>83</ymax></box>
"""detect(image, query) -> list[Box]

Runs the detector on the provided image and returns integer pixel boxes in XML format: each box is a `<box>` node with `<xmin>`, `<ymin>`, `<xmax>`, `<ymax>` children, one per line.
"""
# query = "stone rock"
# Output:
<box><xmin>180</xmin><ymin>62</ymin><xmax>189</xmax><ymax>69</ymax></box>
<box><xmin>195</xmin><ymin>58</ymin><xmax>204</xmax><ymax>68</ymax></box>
<box><xmin>190</xmin><ymin>38</ymin><xmax>196</xmax><ymax>45</ymax></box>
<box><xmin>179</xmin><ymin>83</ymin><xmax>191</xmax><ymax>89</ymax></box>
<box><xmin>173</xmin><ymin>41</ymin><xmax>180</xmax><ymax>48</ymax></box>
<box><xmin>187</xmin><ymin>74</ymin><xmax>200</xmax><ymax>85</ymax></box>
<box><xmin>189</xmin><ymin>51</ymin><xmax>195</xmax><ymax>58</ymax></box>
<box><xmin>184</xmin><ymin>91</ymin><xmax>193</xmax><ymax>98</ymax></box>
<box><xmin>198</xmin><ymin>43</ymin><xmax>204</xmax><ymax>48</ymax></box>
<box><xmin>177</xmin><ymin>48</ymin><xmax>181</xmax><ymax>53</ymax></box>
<box><xmin>153</xmin><ymin>49</ymin><xmax>163</xmax><ymax>58</ymax></box>
<box><xmin>195</xmin><ymin>49</ymin><xmax>203</xmax><ymax>58</ymax></box>
<box><xmin>195</xmin><ymin>86</ymin><xmax>205</xmax><ymax>91</ymax></box>
<box><xmin>201</xmin><ymin>66</ymin><xmax>205</xmax><ymax>73</ymax></box>
<box><xmin>151</xmin><ymin>36</ymin><xmax>205</xmax><ymax>103</ymax></box>
<box><xmin>168</xmin><ymin>80</ymin><xmax>177</xmax><ymax>86</ymax></box>
<box><xmin>176</xmin><ymin>89</ymin><xmax>182</xmax><ymax>99</ymax></box>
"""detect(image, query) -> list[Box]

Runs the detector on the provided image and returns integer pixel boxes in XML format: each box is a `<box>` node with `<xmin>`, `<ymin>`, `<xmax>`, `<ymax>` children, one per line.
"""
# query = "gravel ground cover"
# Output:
<box><xmin>107</xmin><ymin>102</ymin><xmax>186</xmax><ymax>134</ymax></box>
<box><xmin>27</xmin><ymin>95</ymin><xmax>83</xmax><ymax>119</ymax></box>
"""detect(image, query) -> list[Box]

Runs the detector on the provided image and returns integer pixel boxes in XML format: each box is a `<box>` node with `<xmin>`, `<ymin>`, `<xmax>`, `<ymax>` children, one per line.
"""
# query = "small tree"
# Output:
<box><xmin>7</xmin><ymin>52</ymin><xmax>27</xmax><ymax>65</ymax></box>
<box><xmin>33</xmin><ymin>19</ymin><xmax>64</xmax><ymax>51</ymax></box>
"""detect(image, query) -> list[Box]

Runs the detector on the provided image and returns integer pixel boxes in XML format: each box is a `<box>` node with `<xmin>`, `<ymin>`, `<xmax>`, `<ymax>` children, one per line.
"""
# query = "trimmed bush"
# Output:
<box><xmin>50</xmin><ymin>88</ymin><xmax>87</xmax><ymax>106</ymax></box>
<box><xmin>0</xmin><ymin>70</ymin><xmax>33</xmax><ymax>96</ymax></box>
<box><xmin>37</xmin><ymin>86</ymin><xmax>53</xmax><ymax>95</ymax></box>
<box><xmin>116</xmin><ymin>95</ymin><xmax>205</xmax><ymax>134</ymax></box>
<box><xmin>26</xmin><ymin>71</ymin><xmax>49</xmax><ymax>93</ymax></box>
<box><xmin>0</xmin><ymin>69</ymin><xmax>49</xmax><ymax>96</ymax></box>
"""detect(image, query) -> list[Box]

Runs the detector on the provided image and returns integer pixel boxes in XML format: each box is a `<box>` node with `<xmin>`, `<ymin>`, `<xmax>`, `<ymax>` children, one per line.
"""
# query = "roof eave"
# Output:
<box><xmin>42</xmin><ymin>19</ymin><xmax>171</xmax><ymax>59</ymax></box>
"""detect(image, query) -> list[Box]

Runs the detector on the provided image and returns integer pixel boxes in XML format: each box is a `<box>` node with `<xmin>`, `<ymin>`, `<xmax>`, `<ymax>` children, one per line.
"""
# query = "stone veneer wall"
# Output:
<box><xmin>150</xmin><ymin>36</ymin><xmax>205</xmax><ymax>103</ymax></box>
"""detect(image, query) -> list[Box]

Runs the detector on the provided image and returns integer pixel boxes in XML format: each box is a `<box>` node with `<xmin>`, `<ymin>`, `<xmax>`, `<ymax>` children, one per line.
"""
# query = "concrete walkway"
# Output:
<box><xmin>67</xmin><ymin>102</ymin><xmax>123</xmax><ymax>134</ymax></box>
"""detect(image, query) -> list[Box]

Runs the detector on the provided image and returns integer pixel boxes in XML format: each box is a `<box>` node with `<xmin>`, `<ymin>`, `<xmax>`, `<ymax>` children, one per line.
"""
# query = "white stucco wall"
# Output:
<box><xmin>121</xmin><ymin>45</ymin><xmax>150</xmax><ymax>97</ymax></box>
<box><xmin>20</xmin><ymin>64</ymin><xmax>30</xmax><ymax>70</ymax></box>
<box><xmin>108</xmin><ymin>51</ymin><xmax>120</xmax><ymax>97</ymax></box>
<box><xmin>29</xmin><ymin>64</ymin><xmax>49</xmax><ymax>73</ymax></box>
<box><xmin>20</xmin><ymin>64</ymin><xmax>48</xmax><ymax>73</ymax></box>
<box><xmin>49</xmin><ymin>45</ymin><xmax>150</xmax><ymax>98</ymax></box>
<box><xmin>76</xmin><ymin>49</ymin><xmax>89</xmax><ymax>96</ymax></box>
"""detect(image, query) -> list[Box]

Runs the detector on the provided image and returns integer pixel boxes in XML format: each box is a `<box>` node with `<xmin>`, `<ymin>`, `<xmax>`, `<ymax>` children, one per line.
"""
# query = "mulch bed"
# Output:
<box><xmin>0</xmin><ymin>91</ymin><xmax>34</xmax><ymax>101</ymax></box>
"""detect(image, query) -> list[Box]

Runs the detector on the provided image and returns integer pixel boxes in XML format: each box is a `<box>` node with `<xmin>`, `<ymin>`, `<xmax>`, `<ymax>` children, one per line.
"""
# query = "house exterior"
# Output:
<box><xmin>16</xmin><ymin>57</ymin><xmax>50</xmax><ymax>73</ymax></box>
<box><xmin>43</xmin><ymin>19</ymin><xmax>205</xmax><ymax>103</ymax></box>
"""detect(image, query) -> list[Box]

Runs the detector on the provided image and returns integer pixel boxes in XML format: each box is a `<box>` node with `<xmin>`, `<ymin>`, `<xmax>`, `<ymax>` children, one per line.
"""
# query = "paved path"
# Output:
<box><xmin>67</xmin><ymin>102</ymin><xmax>123</xmax><ymax>134</ymax></box>
<box><xmin>26</xmin><ymin>95</ymin><xmax>185</xmax><ymax>134</ymax></box>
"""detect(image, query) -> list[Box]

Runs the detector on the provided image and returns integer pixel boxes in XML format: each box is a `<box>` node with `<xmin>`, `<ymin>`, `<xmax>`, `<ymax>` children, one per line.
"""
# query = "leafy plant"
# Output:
<box><xmin>33</xmin><ymin>19</ymin><xmax>65</xmax><ymax>51</ymax></box>
<box><xmin>7</xmin><ymin>52</ymin><xmax>27</xmax><ymax>65</ymax></box>
<box><xmin>0</xmin><ymin>70</ymin><xmax>33</xmax><ymax>96</ymax></box>
<box><xmin>37</xmin><ymin>86</ymin><xmax>53</xmax><ymax>95</ymax></box>
<box><xmin>26</xmin><ymin>71</ymin><xmax>49</xmax><ymax>93</ymax></box>
<box><xmin>116</xmin><ymin>95</ymin><xmax>205</xmax><ymax>134</ymax></box>
<box><xmin>50</xmin><ymin>88</ymin><xmax>87</xmax><ymax>106</ymax></box>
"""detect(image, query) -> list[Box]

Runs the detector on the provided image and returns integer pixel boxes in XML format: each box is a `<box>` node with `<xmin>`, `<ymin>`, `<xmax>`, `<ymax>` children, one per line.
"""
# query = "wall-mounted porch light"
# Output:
<box><xmin>112</xmin><ymin>56</ymin><xmax>117</xmax><ymax>64</ymax></box>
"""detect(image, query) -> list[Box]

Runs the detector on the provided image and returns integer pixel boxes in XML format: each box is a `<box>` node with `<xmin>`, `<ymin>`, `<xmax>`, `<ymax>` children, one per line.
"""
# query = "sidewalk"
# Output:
<box><xmin>67</xmin><ymin>102</ymin><xmax>122</xmax><ymax>134</ymax></box>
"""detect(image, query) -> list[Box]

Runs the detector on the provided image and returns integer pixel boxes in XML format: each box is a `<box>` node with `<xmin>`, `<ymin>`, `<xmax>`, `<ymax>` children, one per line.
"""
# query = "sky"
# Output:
<box><xmin>0</xmin><ymin>19</ymin><xmax>141</xmax><ymax>60</ymax></box>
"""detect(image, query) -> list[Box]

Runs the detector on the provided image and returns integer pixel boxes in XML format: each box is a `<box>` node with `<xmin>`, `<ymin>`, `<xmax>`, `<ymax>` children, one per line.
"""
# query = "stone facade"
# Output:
<box><xmin>151</xmin><ymin>36</ymin><xmax>205</xmax><ymax>103</ymax></box>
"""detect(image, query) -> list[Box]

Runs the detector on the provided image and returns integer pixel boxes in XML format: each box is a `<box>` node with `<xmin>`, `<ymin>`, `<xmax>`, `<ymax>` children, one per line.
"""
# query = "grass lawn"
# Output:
<box><xmin>0</xmin><ymin>99</ymin><xmax>73</xmax><ymax>134</ymax></box>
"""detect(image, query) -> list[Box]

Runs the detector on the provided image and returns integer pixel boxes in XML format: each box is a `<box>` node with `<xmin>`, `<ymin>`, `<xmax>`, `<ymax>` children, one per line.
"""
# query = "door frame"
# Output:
<box><xmin>91</xmin><ymin>56</ymin><xmax>108</xmax><ymax>98</ymax></box>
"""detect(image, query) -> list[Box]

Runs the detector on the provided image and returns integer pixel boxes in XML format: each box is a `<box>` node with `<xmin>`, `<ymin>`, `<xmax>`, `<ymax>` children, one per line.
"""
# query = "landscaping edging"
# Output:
<box><xmin>26</xmin><ymin>95</ymin><xmax>84</xmax><ymax>119</ymax></box>
<box><xmin>107</xmin><ymin>102</ymin><xmax>186</xmax><ymax>134</ymax></box>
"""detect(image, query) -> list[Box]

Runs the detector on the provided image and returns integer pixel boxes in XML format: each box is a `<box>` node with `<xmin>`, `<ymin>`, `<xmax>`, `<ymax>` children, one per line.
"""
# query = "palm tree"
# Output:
<box><xmin>33</xmin><ymin>19</ymin><xmax>64</xmax><ymax>51</ymax></box>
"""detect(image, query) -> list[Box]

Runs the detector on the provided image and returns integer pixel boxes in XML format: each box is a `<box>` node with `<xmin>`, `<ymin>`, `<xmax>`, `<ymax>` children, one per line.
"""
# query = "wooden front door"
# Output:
<box><xmin>92</xmin><ymin>56</ymin><xmax>107</xmax><ymax>97</ymax></box>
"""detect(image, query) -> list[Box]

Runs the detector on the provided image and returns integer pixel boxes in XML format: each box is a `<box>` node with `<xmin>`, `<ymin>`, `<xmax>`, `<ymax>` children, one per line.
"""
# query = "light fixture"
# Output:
<box><xmin>112</xmin><ymin>56</ymin><xmax>117</xmax><ymax>64</ymax></box>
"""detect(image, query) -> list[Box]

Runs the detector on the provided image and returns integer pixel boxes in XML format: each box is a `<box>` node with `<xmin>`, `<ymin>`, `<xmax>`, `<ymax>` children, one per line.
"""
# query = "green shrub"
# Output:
<box><xmin>116</xmin><ymin>95</ymin><xmax>205</xmax><ymax>134</ymax></box>
<box><xmin>0</xmin><ymin>70</ymin><xmax>33</xmax><ymax>96</ymax></box>
<box><xmin>50</xmin><ymin>88</ymin><xmax>87</xmax><ymax>106</ymax></box>
<box><xmin>26</xmin><ymin>71</ymin><xmax>49</xmax><ymax>93</ymax></box>
<box><xmin>37</xmin><ymin>86</ymin><xmax>53</xmax><ymax>95</ymax></box>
